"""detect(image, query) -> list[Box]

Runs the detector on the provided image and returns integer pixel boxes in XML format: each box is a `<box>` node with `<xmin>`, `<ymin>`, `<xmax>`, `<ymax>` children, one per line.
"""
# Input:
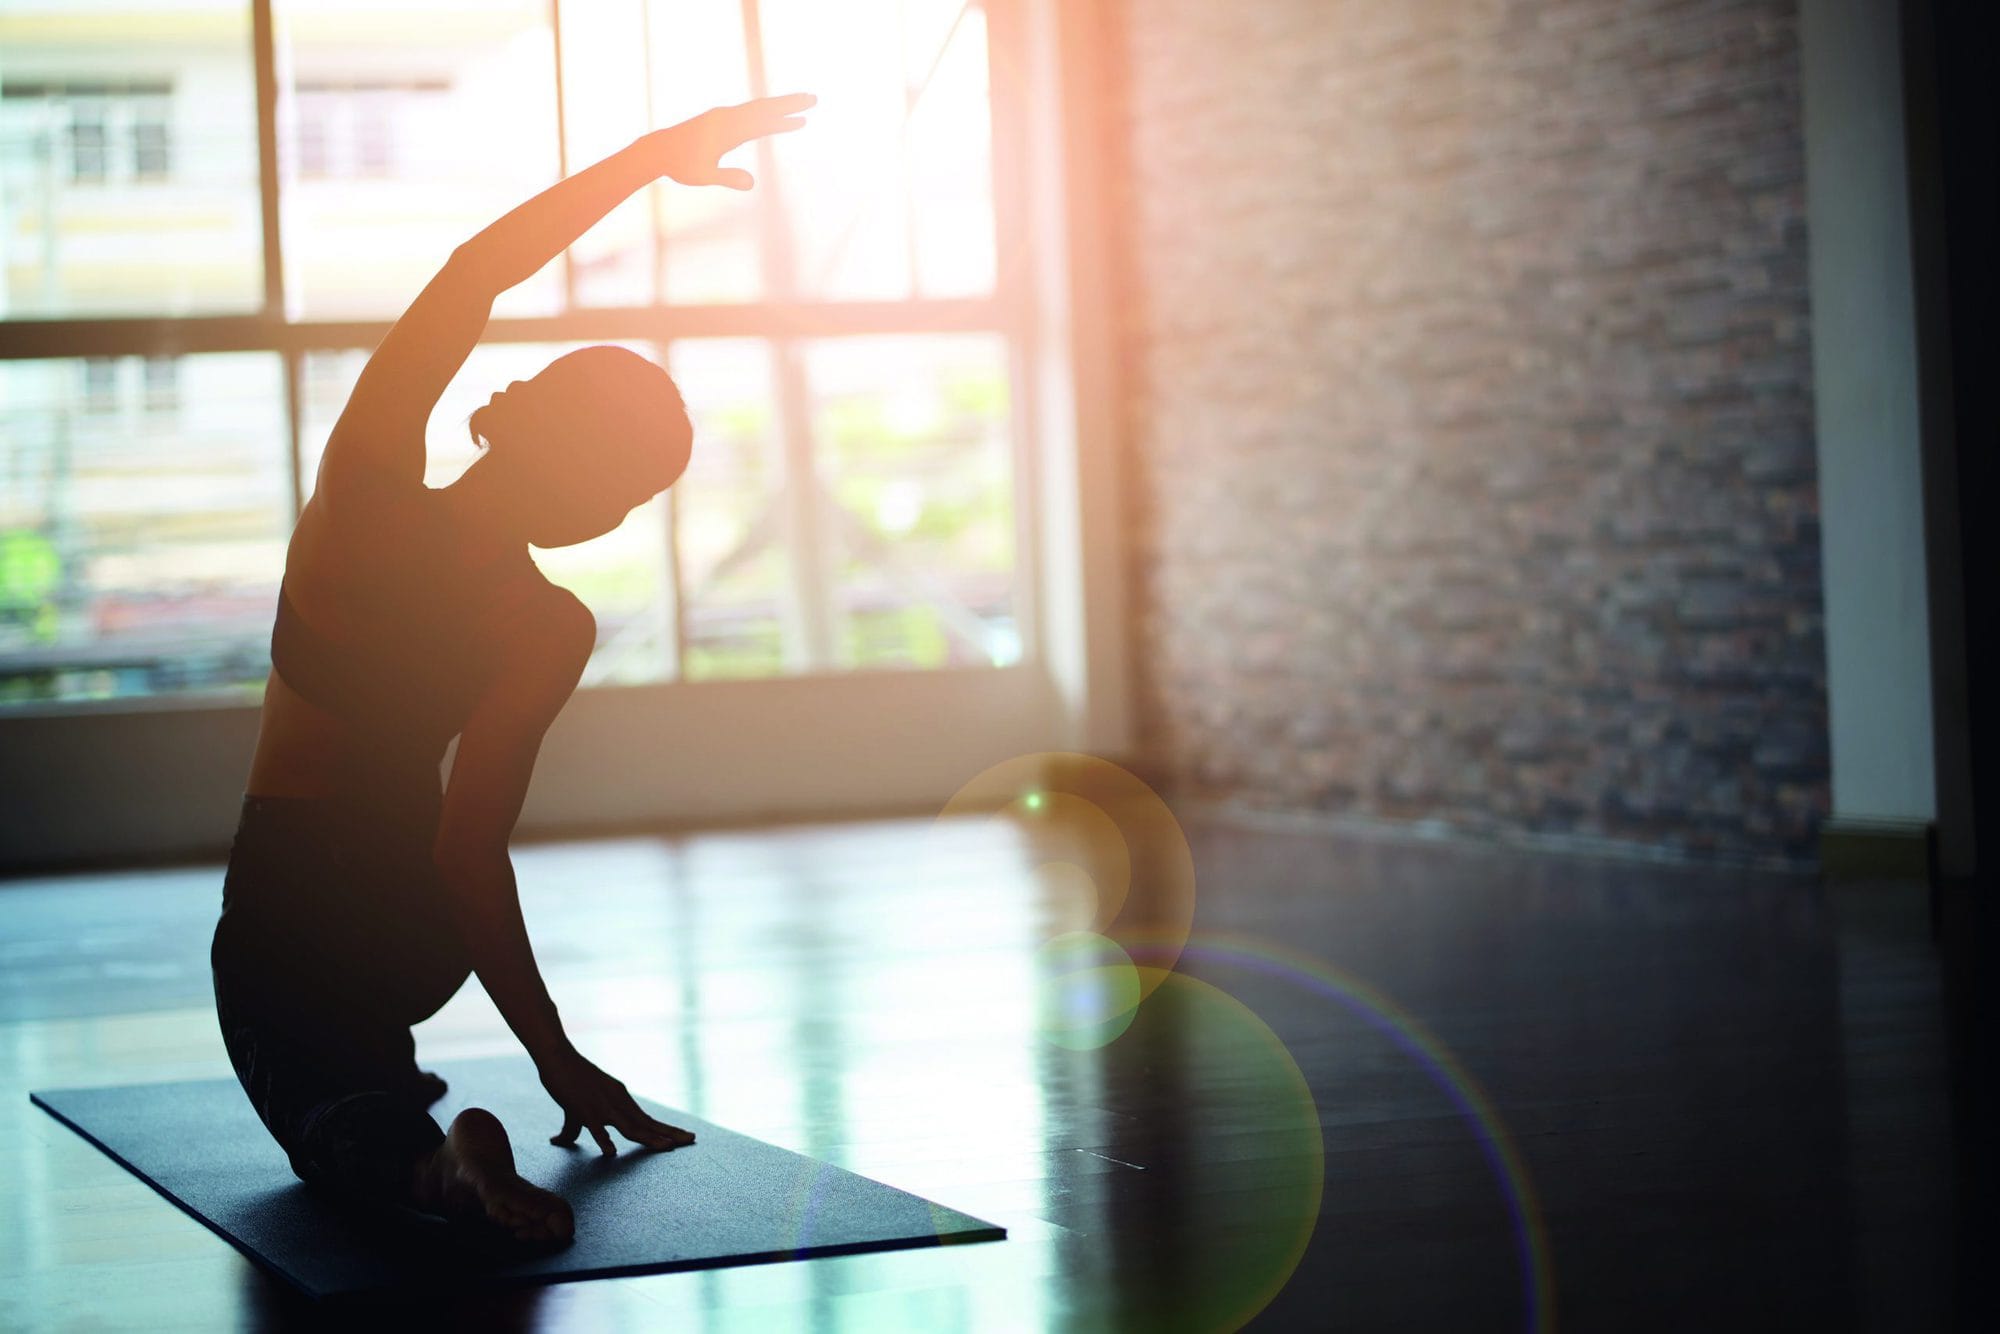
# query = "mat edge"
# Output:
<box><xmin>29</xmin><ymin>1089</ymin><xmax>318</xmax><ymax>1300</ymax></box>
<box><xmin>30</xmin><ymin>1079</ymin><xmax>1009</xmax><ymax>1303</ymax></box>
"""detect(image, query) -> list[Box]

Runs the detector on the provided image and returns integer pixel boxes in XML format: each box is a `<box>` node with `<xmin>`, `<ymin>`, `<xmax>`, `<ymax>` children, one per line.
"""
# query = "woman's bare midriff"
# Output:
<box><xmin>244</xmin><ymin>491</ymin><xmax>565</xmax><ymax>801</ymax></box>
<box><xmin>244</xmin><ymin>496</ymin><xmax>432</xmax><ymax>800</ymax></box>
<box><xmin>242</xmin><ymin>667</ymin><xmax>377</xmax><ymax>798</ymax></box>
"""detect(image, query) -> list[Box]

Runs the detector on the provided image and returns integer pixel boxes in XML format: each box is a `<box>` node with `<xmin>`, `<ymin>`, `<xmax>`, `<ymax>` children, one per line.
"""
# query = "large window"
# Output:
<box><xmin>0</xmin><ymin>0</ymin><xmax>1024</xmax><ymax>706</ymax></box>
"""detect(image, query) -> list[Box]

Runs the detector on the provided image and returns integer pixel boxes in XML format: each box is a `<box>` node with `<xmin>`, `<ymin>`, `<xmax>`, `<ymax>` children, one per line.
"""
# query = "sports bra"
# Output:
<box><xmin>269</xmin><ymin>486</ymin><xmax>542</xmax><ymax>765</ymax></box>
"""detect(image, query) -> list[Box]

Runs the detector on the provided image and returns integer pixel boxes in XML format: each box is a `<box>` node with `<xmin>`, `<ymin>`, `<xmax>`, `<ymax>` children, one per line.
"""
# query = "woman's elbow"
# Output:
<box><xmin>431</xmin><ymin>244</ymin><xmax>502</xmax><ymax>303</ymax></box>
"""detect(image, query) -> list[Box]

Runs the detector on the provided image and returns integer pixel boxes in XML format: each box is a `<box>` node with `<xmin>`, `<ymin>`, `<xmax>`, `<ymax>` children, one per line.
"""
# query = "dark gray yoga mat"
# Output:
<box><xmin>30</xmin><ymin>1057</ymin><xmax>1003</xmax><ymax>1299</ymax></box>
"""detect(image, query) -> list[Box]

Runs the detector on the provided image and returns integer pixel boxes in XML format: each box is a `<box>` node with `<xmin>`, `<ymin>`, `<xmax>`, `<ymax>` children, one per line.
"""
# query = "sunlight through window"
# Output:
<box><xmin>0</xmin><ymin>0</ymin><xmax>1021</xmax><ymax>704</ymax></box>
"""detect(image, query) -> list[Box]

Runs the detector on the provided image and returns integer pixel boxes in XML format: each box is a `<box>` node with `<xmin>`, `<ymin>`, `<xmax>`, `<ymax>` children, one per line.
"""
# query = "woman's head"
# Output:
<box><xmin>468</xmin><ymin>345</ymin><xmax>692</xmax><ymax>548</ymax></box>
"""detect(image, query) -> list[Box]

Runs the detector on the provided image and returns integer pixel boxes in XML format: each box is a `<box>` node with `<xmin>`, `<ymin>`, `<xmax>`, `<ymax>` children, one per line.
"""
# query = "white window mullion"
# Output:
<box><xmin>772</xmin><ymin>338</ymin><xmax>835</xmax><ymax>670</ymax></box>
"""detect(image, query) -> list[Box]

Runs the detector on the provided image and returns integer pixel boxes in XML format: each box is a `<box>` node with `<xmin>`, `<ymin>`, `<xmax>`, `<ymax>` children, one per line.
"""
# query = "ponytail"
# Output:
<box><xmin>468</xmin><ymin>403</ymin><xmax>495</xmax><ymax>452</ymax></box>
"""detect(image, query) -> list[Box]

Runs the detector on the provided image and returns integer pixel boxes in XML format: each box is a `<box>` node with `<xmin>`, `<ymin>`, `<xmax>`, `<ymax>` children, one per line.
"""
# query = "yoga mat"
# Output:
<box><xmin>30</xmin><ymin>1057</ymin><xmax>1004</xmax><ymax>1299</ymax></box>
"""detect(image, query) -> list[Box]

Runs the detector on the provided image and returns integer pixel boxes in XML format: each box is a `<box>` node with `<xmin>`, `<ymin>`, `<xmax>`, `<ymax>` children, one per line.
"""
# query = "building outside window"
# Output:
<box><xmin>65</xmin><ymin>96</ymin><xmax>109</xmax><ymax>183</ymax></box>
<box><xmin>293</xmin><ymin>81</ymin><xmax>449</xmax><ymax>182</ymax></box>
<box><xmin>1</xmin><ymin>80</ymin><xmax>177</xmax><ymax>186</ymax></box>
<box><xmin>132</xmin><ymin>92</ymin><xmax>172</xmax><ymax>180</ymax></box>
<box><xmin>141</xmin><ymin>355</ymin><xmax>179</xmax><ymax>413</ymax></box>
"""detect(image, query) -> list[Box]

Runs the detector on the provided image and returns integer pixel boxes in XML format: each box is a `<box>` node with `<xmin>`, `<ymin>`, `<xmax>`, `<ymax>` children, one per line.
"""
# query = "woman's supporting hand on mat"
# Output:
<box><xmin>539</xmin><ymin>1048</ymin><xmax>697</xmax><ymax>1156</ymax></box>
<box><xmin>646</xmin><ymin>93</ymin><xmax>816</xmax><ymax>191</ymax></box>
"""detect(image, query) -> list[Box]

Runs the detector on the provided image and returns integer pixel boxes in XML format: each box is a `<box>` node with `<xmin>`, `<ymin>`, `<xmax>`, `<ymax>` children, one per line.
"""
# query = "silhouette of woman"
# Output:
<box><xmin>209</xmin><ymin>93</ymin><xmax>815</xmax><ymax>1244</ymax></box>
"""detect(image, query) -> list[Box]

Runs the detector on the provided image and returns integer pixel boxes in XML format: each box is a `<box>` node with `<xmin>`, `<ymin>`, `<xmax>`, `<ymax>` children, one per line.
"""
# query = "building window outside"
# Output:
<box><xmin>79</xmin><ymin>358</ymin><xmax>119</xmax><ymax>414</ymax></box>
<box><xmin>65</xmin><ymin>98</ymin><xmax>108</xmax><ymax>183</ymax></box>
<box><xmin>0</xmin><ymin>61</ymin><xmax>260</xmax><ymax>317</ymax></box>
<box><xmin>1</xmin><ymin>81</ymin><xmax>177</xmax><ymax>185</ymax></box>
<box><xmin>141</xmin><ymin>356</ymin><xmax>179</xmax><ymax>415</ymax></box>
<box><xmin>132</xmin><ymin>95</ymin><xmax>171</xmax><ymax>180</ymax></box>
<box><xmin>292</xmin><ymin>82</ymin><xmax>450</xmax><ymax>181</ymax></box>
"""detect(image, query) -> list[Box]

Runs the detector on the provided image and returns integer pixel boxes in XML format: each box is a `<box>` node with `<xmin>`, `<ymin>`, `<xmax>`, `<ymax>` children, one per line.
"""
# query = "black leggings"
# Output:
<box><xmin>211</xmin><ymin>792</ymin><xmax>471</xmax><ymax>1205</ymax></box>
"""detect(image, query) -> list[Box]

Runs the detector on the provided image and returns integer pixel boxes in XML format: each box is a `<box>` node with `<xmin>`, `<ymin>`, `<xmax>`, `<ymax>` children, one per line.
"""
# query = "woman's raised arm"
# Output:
<box><xmin>316</xmin><ymin>94</ymin><xmax>815</xmax><ymax>511</ymax></box>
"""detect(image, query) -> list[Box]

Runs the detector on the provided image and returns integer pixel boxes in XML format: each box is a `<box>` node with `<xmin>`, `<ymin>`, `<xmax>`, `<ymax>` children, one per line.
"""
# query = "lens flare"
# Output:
<box><xmin>1113</xmin><ymin>966</ymin><xmax>1325</xmax><ymax>1333</ymax></box>
<box><xmin>1131</xmin><ymin>932</ymin><xmax>1556</xmax><ymax>1334</ymax></box>
<box><xmin>937</xmin><ymin>753</ymin><xmax>1196</xmax><ymax>998</ymax></box>
<box><xmin>1010</xmin><ymin>793</ymin><xmax>1130</xmax><ymax>928</ymax></box>
<box><xmin>1033</xmin><ymin>858</ymin><xmax>1104</xmax><ymax>933</ymax></box>
<box><xmin>927</xmin><ymin>753</ymin><xmax>1549</xmax><ymax>1331</ymax></box>
<box><xmin>1035</xmin><ymin>931</ymin><xmax>1142</xmax><ymax>1050</ymax></box>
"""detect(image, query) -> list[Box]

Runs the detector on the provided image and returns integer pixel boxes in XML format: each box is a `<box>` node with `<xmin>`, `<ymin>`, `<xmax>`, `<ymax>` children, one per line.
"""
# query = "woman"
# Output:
<box><xmin>210</xmin><ymin>92</ymin><xmax>815</xmax><ymax>1246</ymax></box>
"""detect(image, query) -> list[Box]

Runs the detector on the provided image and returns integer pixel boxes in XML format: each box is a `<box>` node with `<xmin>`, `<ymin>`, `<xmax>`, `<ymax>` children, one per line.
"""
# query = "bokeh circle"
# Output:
<box><xmin>1106</xmin><ymin>967</ymin><xmax>1325</xmax><ymax>1332</ymax></box>
<box><xmin>1035</xmin><ymin>930</ymin><xmax>1143</xmax><ymax>1050</ymax></box>
<box><xmin>935</xmin><ymin>753</ymin><xmax>1197</xmax><ymax>1000</ymax></box>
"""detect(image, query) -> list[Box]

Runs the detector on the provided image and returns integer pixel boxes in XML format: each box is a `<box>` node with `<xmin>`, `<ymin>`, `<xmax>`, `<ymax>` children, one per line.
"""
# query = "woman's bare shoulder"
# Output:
<box><xmin>475</xmin><ymin>573</ymin><xmax>596</xmax><ymax>661</ymax></box>
<box><xmin>286</xmin><ymin>470</ymin><xmax>430</xmax><ymax>579</ymax></box>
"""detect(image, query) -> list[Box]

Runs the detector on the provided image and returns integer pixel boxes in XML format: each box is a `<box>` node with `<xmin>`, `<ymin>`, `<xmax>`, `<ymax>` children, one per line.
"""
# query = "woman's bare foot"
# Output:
<box><xmin>411</xmin><ymin>1107</ymin><xmax>574</xmax><ymax>1244</ymax></box>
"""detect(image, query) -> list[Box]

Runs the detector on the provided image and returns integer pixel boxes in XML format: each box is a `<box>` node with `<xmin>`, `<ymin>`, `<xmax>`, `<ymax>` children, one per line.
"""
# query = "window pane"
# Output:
<box><xmin>554</xmin><ymin>1</ymin><xmax>771</xmax><ymax>305</ymax></box>
<box><xmin>0</xmin><ymin>354</ymin><xmax>289</xmax><ymax>706</ymax></box>
<box><xmin>558</xmin><ymin>0</ymin><xmax>658</xmax><ymax>308</ymax></box>
<box><xmin>547</xmin><ymin>0</ymin><xmax>997</xmax><ymax>305</ymax></box>
<box><xmin>904</xmin><ymin>1</ymin><xmax>995</xmax><ymax>296</ymax></box>
<box><xmin>276</xmin><ymin>1</ymin><xmax>562</xmax><ymax>319</ymax></box>
<box><xmin>761</xmin><ymin>0</ymin><xmax>995</xmax><ymax>300</ymax></box>
<box><xmin>648</xmin><ymin>1</ymin><xmax>761</xmax><ymax>304</ymax></box>
<box><xmin>299</xmin><ymin>342</ymin><xmax>675</xmax><ymax>685</ymax></box>
<box><xmin>0</xmin><ymin>3</ymin><xmax>262</xmax><ymax>317</ymax></box>
<box><xmin>803</xmin><ymin>333</ymin><xmax>1016</xmax><ymax>670</ymax></box>
<box><xmin>670</xmin><ymin>338</ymin><xmax>788</xmax><ymax>680</ymax></box>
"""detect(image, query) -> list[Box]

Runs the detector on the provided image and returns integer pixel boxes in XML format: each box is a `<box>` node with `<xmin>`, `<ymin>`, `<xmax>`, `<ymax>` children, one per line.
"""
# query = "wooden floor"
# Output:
<box><xmin>0</xmin><ymin>811</ymin><xmax>1960</xmax><ymax>1331</ymax></box>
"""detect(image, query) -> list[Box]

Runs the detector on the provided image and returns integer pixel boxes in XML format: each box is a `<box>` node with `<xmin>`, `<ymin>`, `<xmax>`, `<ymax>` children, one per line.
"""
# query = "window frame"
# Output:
<box><xmin>0</xmin><ymin>0</ymin><xmax>1129</xmax><ymax>868</ymax></box>
<box><xmin>0</xmin><ymin>0</ymin><xmax>1043</xmax><ymax>697</ymax></box>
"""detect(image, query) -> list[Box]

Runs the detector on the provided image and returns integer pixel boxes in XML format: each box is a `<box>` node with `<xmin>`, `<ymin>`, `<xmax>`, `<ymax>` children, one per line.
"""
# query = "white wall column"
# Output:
<box><xmin>1800</xmin><ymin>0</ymin><xmax>1935</xmax><ymax>854</ymax></box>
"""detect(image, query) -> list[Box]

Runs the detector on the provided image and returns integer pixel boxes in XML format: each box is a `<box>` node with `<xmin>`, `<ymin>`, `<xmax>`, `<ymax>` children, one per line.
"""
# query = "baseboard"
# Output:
<box><xmin>1178</xmin><ymin>798</ymin><xmax>1817</xmax><ymax>875</ymax></box>
<box><xmin>1819</xmin><ymin>817</ymin><xmax>1934</xmax><ymax>881</ymax></box>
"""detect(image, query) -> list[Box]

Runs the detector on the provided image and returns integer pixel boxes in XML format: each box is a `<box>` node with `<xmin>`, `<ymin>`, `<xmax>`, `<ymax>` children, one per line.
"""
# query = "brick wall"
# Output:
<box><xmin>1109</xmin><ymin>0</ymin><xmax>1827</xmax><ymax>863</ymax></box>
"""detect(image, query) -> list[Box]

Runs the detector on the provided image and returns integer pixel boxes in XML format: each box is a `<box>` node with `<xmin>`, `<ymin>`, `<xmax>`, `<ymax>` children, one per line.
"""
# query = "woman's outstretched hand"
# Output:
<box><xmin>653</xmin><ymin>93</ymin><xmax>816</xmax><ymax>191</ymax></box>
<box><xmin>538</xmin><ymin>1048</ymin><xmax>696</xmax><ymax>1156</ymax></box>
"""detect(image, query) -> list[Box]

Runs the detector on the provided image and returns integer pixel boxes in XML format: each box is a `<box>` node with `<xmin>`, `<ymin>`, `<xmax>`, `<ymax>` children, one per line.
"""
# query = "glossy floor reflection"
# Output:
<box><xmin>0</xmin><ymin>813</ymin><xmax>1958</xmax><ymax>1330</ymax></box>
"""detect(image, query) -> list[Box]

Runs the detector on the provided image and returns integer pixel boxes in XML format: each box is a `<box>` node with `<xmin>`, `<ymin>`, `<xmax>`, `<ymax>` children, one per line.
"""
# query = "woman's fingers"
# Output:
<box><xmin>547</xmin><ymin>1070</ymin><xmax>699</xmax><ymax>1155</ymax></box>
<box><xmin>601</xmin><ymin>1089</ymin><xmax>695</xmax><ymax>1151</ymax></box>
<box><xmin>613</xmin><ymin>1110</ymin><xmax>672</xmax><ymax>1150</ymax></box>
<box><xmin>725</xmin><ymin>94</ymin><xmax>815</xmax><ymax>144</ymax></box>
<box><xmin>644</xmin><ymin>1108</ymin><xmax>696</xmax><ymax>1147</ymax></box>
<box><xmin>636</xmin><ymin>1110</ymin><xmax>694</xmax><ymax>1150</ymax></box>
<box><xmin>751</xmin><ymin>91</ymin><xmax>817</xmax><ymax>117</ymax></box>
<box><xmin>655</xmin><ymin>1116</ymin><xmax>696</xmax><ymax>1148</ymax></box>
<box><xmin>661</xmin><ymin>93</ymin><xmax>810</xmax><ymax>191</ymax></box>
<box><xmin>609</xmin><ymin>1092</ymin><xmax>671</xmax><ymax>1149</ymax></box>
<box><xmin>553</xmin><ymin>1109</ymin><xmax>617</xmax><ymax>1154</ymax></box>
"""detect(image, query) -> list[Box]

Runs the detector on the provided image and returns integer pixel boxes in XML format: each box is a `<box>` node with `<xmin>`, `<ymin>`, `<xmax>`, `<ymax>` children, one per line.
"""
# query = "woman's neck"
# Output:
<box><xmin>438</xmin><ymin>457</ymin><xmax>527</xmax><ymax>570</ymax></box>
